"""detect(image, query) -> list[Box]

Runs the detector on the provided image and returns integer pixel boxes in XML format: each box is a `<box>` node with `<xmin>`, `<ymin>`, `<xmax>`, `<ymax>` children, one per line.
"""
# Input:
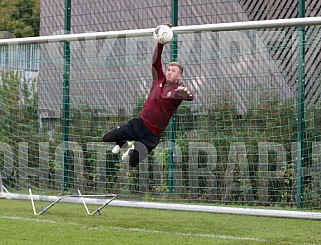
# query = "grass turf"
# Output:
<box><xmin>0</xmin><ymin>199</ymin><xmax>321</xmax><ymax>244</ymax></box>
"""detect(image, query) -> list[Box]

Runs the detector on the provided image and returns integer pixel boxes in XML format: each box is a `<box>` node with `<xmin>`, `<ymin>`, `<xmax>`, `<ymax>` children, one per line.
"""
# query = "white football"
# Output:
<box><xmin>153</xmin><ymin>25</ymin><xmax>173</xmax><ymax>44</ymax></box>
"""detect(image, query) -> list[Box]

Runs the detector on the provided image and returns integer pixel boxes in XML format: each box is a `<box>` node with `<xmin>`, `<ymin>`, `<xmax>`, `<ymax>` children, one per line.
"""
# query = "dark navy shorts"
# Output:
<box><xmin>102</xmin><ymin>118</ymin><xmax>161</xmax><ymax>166</ymax></box>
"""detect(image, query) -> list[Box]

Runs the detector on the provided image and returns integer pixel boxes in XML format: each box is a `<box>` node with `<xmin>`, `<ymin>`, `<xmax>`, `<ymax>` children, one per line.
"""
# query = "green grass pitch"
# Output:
<box><xmin>0</xmin><ymin>199</ymin><xmax>321</xmax><ymax>244</ymax></box>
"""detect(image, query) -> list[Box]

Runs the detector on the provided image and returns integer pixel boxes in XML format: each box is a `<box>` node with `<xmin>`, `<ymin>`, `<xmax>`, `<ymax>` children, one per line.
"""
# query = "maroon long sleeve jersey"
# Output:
<box><xmin>140</xmin><ymin>43</ymin><xmax>194</xmax><ymax>135</ymax></box>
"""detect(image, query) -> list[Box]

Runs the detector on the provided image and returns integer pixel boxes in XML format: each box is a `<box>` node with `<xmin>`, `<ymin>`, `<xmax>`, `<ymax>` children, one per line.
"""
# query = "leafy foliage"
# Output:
<box><xmin>0</xmin><ymin>0</ymin><xmax>40</xmax><ymax>38</ymax></box>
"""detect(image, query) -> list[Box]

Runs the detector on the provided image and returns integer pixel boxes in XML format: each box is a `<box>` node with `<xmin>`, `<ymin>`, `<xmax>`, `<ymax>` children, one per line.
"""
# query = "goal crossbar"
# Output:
<box><xmin>0</xmin><ymin>16</ymin><xmax>320</xmax><ymax>45</ymax></box>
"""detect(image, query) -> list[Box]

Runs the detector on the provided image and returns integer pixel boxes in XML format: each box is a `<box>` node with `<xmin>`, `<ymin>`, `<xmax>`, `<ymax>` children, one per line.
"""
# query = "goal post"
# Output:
<box><xmin>1</xmin><ymin>16</ymin><xmax>321</xmax><ymax>218</ymax></box>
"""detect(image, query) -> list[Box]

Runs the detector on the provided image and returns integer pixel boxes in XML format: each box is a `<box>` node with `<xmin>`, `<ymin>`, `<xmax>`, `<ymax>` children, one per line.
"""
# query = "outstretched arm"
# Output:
<box><xmin>175</xmin><ymin>86</ymin><xmax>193</xmax><ymax>100</ymax></box>
<box><xmin>152</xmin><ymin>43</ymin><xmax>165</xmax><ymax>82</ymax></box>
<box><xmin>174</xmin><ymin>86</ymin><xmax>194</xmax><ymax>101</ymax></box>
<box><xmin>161</xmin><ymin>85</ymin><xmax>194</xmax><ymax>101</ymax></box>
<box><xmin>151</xmin><ymin>23</ymin><xmax>172</xmax><ymax>82</ymax></box>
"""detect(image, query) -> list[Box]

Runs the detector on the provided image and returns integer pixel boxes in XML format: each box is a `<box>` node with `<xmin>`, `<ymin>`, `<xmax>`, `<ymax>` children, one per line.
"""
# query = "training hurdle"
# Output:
<box><xmin>29</xmin><ymin>188</ymin><xmax>117</xmax><ymax>216</ymax></box>
<box><xmin>0</xmin><ymin>171</ymin><xmax>116</xmax><ymax>216</ymax></box>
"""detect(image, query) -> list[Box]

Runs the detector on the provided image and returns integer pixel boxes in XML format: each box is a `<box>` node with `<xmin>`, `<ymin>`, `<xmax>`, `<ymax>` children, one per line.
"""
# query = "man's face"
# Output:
<box><xmin>165</xmin><ymin>65</ymin><xmax>182</xmax><ymax>83</ymax></box>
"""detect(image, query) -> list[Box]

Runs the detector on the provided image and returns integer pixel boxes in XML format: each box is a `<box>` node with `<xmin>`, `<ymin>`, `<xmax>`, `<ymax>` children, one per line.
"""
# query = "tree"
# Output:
<box><xmin>0</xmin><ymin>0</ymin><xmax>40</xmax><ymax>38</ymax></box>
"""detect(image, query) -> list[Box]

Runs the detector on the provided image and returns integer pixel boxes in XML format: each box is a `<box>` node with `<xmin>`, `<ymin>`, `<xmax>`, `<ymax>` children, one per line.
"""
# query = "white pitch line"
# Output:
<box><xmin>0</xmin><ymin>215</ymin><xmax>267</xmax><ymax>242</ymax></box>
<box><xmin>87</xmin><ymin>226</ymin><xmax>267</xmax><ymax>242</ymax></box>
<box><xmin>0</xmin><ymin>215</ymin><xmax>78</xmax><ymax>225</ymax></box>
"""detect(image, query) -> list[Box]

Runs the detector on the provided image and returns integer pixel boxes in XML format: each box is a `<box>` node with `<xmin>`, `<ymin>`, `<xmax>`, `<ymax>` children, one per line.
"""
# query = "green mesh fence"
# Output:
<box><xmin>1</xmin><ymin>0</ymin><xmax>321</xmax><ymax>210</ymax></box>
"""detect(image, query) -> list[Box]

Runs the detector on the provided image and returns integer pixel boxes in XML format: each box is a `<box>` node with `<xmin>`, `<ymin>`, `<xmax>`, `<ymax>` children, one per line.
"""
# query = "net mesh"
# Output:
<box><xmin>1</xmin><ymin>0</ymin><xmax>321</xmax><ymax>209</ymax></box>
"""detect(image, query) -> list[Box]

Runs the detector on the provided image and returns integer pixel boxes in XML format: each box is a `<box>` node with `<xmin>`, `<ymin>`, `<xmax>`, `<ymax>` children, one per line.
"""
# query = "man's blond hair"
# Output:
<box><xmin>168</xmin><ymin>62</ymin><xmax>183</xmax><ymax>74</ymax></box>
